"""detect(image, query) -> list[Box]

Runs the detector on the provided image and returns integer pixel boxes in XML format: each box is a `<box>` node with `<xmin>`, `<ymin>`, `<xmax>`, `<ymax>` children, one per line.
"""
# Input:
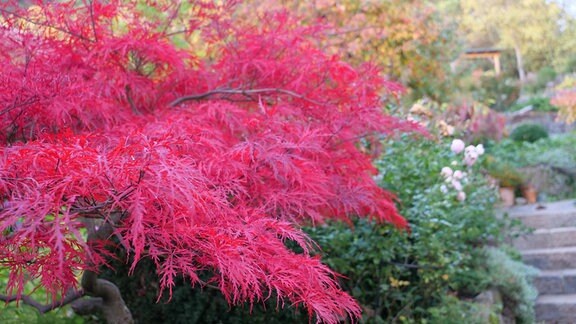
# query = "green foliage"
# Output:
<box><xmin>509</xmin><ymin>97</ymin><xmax>559</xmax><ymax>112</ymax></box>
<box><xmin>459</xmin><ymin>0</ymin><xmax>564</xmax><ymax>77</ymax></box>
<box><xmin>484</xmin><ymin>158</ymin><xmax>525</xmax><ymax>187</ymax></box>
<box><xmin>488</xmin><ymin>132</ymin><xmax>576</xmax><ymax>169</ymax></box>
<box><xmin>555</xmin><ymin>75</ymin><xmax>576</xmax><ymax>90</ymax></box>
<box><xmin>475</xmin><ymin>76</ymin><xmax>521</xmax><ymax>111</ymax></box>
<box><xmin>360</xmin><ymin>136</ymin><xmax>501</xmax><ymax>320</ymax></box>
<box><xmin>426</xmin><ymin>295</ymin><xmax>495</xmax><ymax>324</ymax></box>
<box><xmin>537</xmin><ymin>66</ymin><xmax>557</xmax><ymax>85</ymax></box>
<box><xmin>99</xmin><ymin>251</ymin><xmax>309</xmax><ymax>324</ymax></box>
<box><xmin>0</xmin><ymin>308</ymin><xmax>83</xmax><ymax>324</ymax></box>
<box><xmin>524</xmin><ymin>67</ymin><xmax>557</xmax><ymax>94</ymax></box>
<box><xmin>0</xmin><ymin>269</ymin><xmax>84</xmax><ymax>324</ymax></box>
<box><xmin>510</xmin><ymin>124</ymin><xmax>549</xmax><ymax>143</ymax></box>
<box><xmin>486</xmin><ymin>132</ymin><xmax>576</xmax><ymax>200</ymax></box>
<box><xmin>484</xmin><ymin>247</ymin><xmax>538</xmax><ymax>324</ymax></box>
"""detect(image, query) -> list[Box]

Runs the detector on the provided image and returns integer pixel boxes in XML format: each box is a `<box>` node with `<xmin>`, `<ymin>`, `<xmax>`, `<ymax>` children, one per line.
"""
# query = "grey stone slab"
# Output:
<box><xmin>522</xmin><ymin>246</ymin><xmax>576</xmax><ymax>270</ymax></box>
<box><xmin>514</xmin><ymin>227</ymin><xmax>576</xmax><ymax>250</ymax></box>
<box><xmin>536</xmin><ymin>294</ymin><xmax>576</xmax><ymax>322</ymax></box>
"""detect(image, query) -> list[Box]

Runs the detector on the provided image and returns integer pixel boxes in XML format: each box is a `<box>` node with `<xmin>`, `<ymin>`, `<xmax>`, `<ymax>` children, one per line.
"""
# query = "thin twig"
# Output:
<box><xmin>162</xmin><ymin>28</ymin><xmax>193</xmax><ymax>38</ymax></box>
<box><xmin>391</xmin><ymin>299</ymin><xmax>415</xmax><ymax>323</ymax></box>
<box><xmin>0</xmin><ymin>289</ymin><xmax>84</xmax><ymax>314</ymax></box>
<box><xmin>0</xmin><ymin>8</ymin><xmax>92</xmax><ymax>42</ymax></box>
<box><xmin>125</xmin><ymin>85</ymin><xmax>141</xmax><ymax>115</ymax></box>
<box><xmin>161</xmin><ymin>2</ymin><xmax>182</xmax><ymax>36</ymax></box>
<box><xmin>198</xmin><ymin>279</ymin><xmax>220</xmax><ymax>291</ymax></box>
<box><xmin>87</xmin><ymin>0</ymin><xmax>98</xmax><ymax>42</ymax></box>
<box><xmin>169</xmin><ymin>88</ymin><xmax>326</xmax><ymax>107</ymax></box>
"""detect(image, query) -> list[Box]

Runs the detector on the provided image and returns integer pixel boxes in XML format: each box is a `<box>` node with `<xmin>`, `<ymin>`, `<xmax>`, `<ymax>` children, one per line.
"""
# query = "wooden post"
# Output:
<box><xmin>460</xmin><ymin>48</ymin><xmax>503</xmax><ymax>76</ymax></box>
<box><xmin>494</xmin><ymin>54</ymin><xmax>501</xmax><ymax>76</ymax></box>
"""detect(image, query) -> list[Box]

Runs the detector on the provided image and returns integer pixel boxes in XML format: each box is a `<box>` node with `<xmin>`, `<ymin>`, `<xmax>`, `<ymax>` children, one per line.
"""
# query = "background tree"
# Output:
<box><xmin>458</xmin><ymin>0</ymin><xmax>564</xmax><ymax>82</ymax></box>
<box><xmin>236</xmin><ymin>0</ymin><xmax>460</xmax><ymax>102</ymax></box>
<box><xmin>0</xmin><ymin>0</ymin><xmax>419</xmax><ymax>322</ymax></box>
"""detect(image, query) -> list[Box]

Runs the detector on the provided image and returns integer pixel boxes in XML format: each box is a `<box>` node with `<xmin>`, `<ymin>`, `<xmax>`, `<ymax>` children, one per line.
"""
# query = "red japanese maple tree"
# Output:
<box><xmin>0</xmin><ymin>1</ymin><xmax>417</xmax><ymax>322</ymax></box>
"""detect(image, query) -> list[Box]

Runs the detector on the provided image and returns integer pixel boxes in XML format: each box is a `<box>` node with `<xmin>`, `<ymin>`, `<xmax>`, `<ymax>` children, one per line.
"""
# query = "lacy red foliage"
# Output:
<box><xmin>0</xmin><ymin>1</ymin><xmax>418</xmax><ymax>322</ymax></box>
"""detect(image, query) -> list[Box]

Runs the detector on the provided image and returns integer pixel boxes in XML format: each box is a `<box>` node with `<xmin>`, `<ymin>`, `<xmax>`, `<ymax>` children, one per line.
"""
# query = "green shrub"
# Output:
<box><xmin>510</xmin><ymin>97</ymin><xmax>558</xmax><ymax>112</ymax></box>
<box><xmin>487</xmin><ymin>133</ymin><xmax>576</xmax><ymax>201</ymax></box>
<box><xmin>370</xmin><ymin>136</ymin><xmax>503</xmax><ymax>320</ymax></box>
<box><xmin>488</xmin><ymin>132</ymin><xmax>575</xmax><ymax>169</ymax></box>
<box><xmin>101</xmin><ymin>135</ymin><xmax>523</xmax><ymax>323</ymax></box>
<box><xmin>302</xmin><ymin>136</ymin><xmax>505</xmax><ymax>322</ymax></box>
<box><xmin>524</xmin><ymin>66</ymin><xmax>557</xmax><ymax>94</ymax></box>
<box><xmin>476</xmin><ymin>76</ymin><xmax>521</xmax><ymax>111</ymax></box>
<box><xmin>99</xmin><ymin>243</ymin><xmax>309</xmax><ymax>324</ymax></box>
<box><xmin>484</xmin><ymin>158</ymin><xmax>525</xmax><ymax>187</ymax></box>
<box><xmin>510</xmin><ymin>124</ymin><xmax>549</xmax><ymax>143</ymax></box>
<box><xmin>427</xmin><ymin>295</ymin><xmax>497</xmax><ymax>324</ymax></box>
<box><xmin>0</xmin><ymin>268</ymin><xmax>85</xmax><ymax>324</ymax></box>
<box><xmin>484</xmin><ymin>247</ymin><xmax>538</xmax><ymax>324</ymax></box>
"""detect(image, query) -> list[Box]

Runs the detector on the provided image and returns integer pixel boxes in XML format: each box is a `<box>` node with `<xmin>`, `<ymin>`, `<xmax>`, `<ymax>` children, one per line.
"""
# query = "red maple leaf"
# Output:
<box><xmin>0</xmin><ymin>1</ymin><xmax>420</xmax><ymax>322</ymax></box>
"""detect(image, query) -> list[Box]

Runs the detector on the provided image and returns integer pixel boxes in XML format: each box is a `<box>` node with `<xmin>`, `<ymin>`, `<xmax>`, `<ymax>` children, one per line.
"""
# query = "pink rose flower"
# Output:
<box><xmin>450</xmin><ymin>139</ymin><xmax>465</xmax><ymax>154</ymax></box>
<box><xmin>441</xmin><ymin>166</ymin><xmax>453</xmax><ymax>178</ymax></box>
<box><xmin>457</xmin><ymin>191</ymin><xmax>466</xmax><ymax>201</ymax></box>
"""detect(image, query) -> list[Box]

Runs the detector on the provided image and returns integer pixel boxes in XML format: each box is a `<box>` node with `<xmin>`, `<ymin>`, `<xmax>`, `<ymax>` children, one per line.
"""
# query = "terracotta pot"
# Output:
<box><xmin>521</xmin><ymin>185</ymin><xmax>538</xmax><ymax>204</ymax></box>
<box><xmin>499</xmin><ymin>187</ymin><xmax>515</xmax><ymax>207</ymax></box>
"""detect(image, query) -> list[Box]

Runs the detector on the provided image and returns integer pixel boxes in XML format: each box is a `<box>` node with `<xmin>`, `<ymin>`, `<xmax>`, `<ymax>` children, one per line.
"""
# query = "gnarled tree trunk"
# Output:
<box><xmin>72</xmin><ymin>215</ymin><xmax>133</xmax><ymax>324</ymax></box>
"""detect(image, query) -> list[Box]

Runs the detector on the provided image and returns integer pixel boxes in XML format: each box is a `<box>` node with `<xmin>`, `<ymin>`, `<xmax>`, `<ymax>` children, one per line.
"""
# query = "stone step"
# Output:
<box><xmin>503</xmin><ymin>200</ymin><xmax>576</xmax><ymax>229</ymax></box>
<box><xmin>522</xmin><ymin>246</ymin><xmax>576</xmax><ymax>270</ymax></box>
<box><xmin>513</xmin><ymin>227</ymin><xmax>576</xmax><ymax>250</ymax></box>
<box><xmin>536</xmin><ymin>294</ymin><xmax>576</xmax><ymax>323</ymax></box>
<box><xmin>536</xmin><ymin>269</ymin><xmax>576</xmax><ymax>295</ymax></box>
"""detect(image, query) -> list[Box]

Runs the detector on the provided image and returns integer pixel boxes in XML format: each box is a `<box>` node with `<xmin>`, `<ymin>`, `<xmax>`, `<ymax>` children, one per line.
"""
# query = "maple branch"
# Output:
<box><xmin>0</xmin><ymin>8</ymin><xmax>92</xmax><ymax>42</ymax></box>
<box><xmin>1</xmin><ymin>96</ymin><xmax>40</xmax><ymax>116</ymax></box>
<box><xmin>169</xmin><ymin>88</ymin><xmax>326</xmax><ymax>107</ymax></box>
<box><xmin>0</xmin><ymin>289</ymin><xmax>84</xmax><ymax>313</ymax></box>
<box><xmin>163</xmin><ymin>28</ymin><xmax>193</xmax><ymax>38</ymax></box>
<box><xmin>125</xmin><ymin>86</ymin><xmax>141</xmax><ymax>115</ymax></box>
<box><xmin>160</xmin><ymin>2</ymin><xmax>182</xmax><ymax>36</ymax></box>
<box><xmin>87</xmin><ymin>0</ymin><xmax>98</xmax><ymax>42</ymax></box>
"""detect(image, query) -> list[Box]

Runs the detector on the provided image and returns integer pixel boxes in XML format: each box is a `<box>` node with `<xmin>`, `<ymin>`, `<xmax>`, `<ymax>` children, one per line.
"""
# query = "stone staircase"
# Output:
<box><xmin>507</xmin><ymin>200</ymin><xmax>576</xmax><ymax>323</ymax></box>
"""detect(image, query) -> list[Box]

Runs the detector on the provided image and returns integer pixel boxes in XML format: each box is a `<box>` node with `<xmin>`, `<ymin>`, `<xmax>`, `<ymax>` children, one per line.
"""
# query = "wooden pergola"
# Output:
<box><xmin>462</xmin><ymin>48</ymin><xmax>503</xmax><ymax>75</ymax></box>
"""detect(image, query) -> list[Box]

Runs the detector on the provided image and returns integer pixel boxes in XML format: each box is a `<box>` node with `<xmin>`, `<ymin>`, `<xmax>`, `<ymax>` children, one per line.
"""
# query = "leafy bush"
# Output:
<box><xmin>524</xmin><ymin>66</ymin><xmax>557</xmax><ymax>94</ymax></box>
<box><xmin>100</xmin><ymin>255</ymin><xmax>309</xmax><ymax>324</ymax></box>
<box><xmin>510</xmin><ymin>124</ymin><xmax>549</xmax><ymax>143</ymax></box>
<box><xmin>427</xmin><ymin>295</ymin><xmax>496</xmax><ymax>324</ymax></box>
<box><xmin>487</xmin><ymin>133</ymin><xmax>576</xmax><ymax>170</ymax></box>
<box><xmin>468</xmin><ymin>104</ymin><xmax>507</xmax><ymax>144</ymax></box>
<box><xmin>0</xmin><ymin>269</ymin><xmax>84</xmax><ymax>324</ymax></box>
<box><xmin>484</xmin><ymin>159</ymin><xmax>525</xmax><ymax>187</ymax></box>
<box><xmin>509</xmin><ymin>97</ymin><xmax>558</xmax><ymax>112</ymax></box>
<box><xmin>486</xmin><ymin>132</ymin><xmax>576</xmax><ymax>200</ymax></box>
<box><xmin>474</xmin><ymin>76</ymin><xmax>521</xmax><ymax>111</ymax></box>
<box><xmin>484</xmin><ymin>247</ymin><xmax>538</xmax><ymax>324</ymax></box>
<box><xmin>363</xmin><ymin>136</ymin><xmax>501</xmax><ymax>320</ymax></box>
<box><xmin>552</xmin><ymin>90</ymin><xmax>576</xmax><ymax>124</ymax></box>
<box><xmin>551</xmin><ymin>75</ymin><xmax>576</xmax><ymax>123</ymax></box>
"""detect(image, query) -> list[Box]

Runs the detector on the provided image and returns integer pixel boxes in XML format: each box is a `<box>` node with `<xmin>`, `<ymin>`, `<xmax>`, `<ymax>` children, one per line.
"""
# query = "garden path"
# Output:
<box><xmin>507</xmin><ymin>199</ymin><xmax>576</xmax><ymax>323</ymax></box>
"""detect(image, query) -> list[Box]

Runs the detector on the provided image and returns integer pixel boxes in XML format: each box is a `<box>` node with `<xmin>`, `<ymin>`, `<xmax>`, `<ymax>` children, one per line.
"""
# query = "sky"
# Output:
<box><xmin>555</xmin><ymin>0</ymin><xmax>576</xmax><ymax>16</ymax></box>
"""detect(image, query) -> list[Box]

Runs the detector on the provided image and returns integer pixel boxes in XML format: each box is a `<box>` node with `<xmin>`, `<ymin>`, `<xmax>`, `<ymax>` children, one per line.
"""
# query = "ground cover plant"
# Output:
<box><xmin>0</xmin><ymin>0</ymin><xmax>422</xmax><ymax>322</ymax></box>
<box><xmin>509</xmin><ymin>97</ymin><xmax>559</xmax><ymax>113</ymax></box>
<box><xmin>299</xmin><ymin>136</ymin><xmax>533</xmax><ymax>322</ymax></box>
<box><xmin>486</xmin><ymin>132</ymin><xmax>576</xmax><ymax>200</ymax></box>
<box><xmin>509</xmin><ymin>124</ymin><xmax>549</xmax><ymax>143</ymax></box>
